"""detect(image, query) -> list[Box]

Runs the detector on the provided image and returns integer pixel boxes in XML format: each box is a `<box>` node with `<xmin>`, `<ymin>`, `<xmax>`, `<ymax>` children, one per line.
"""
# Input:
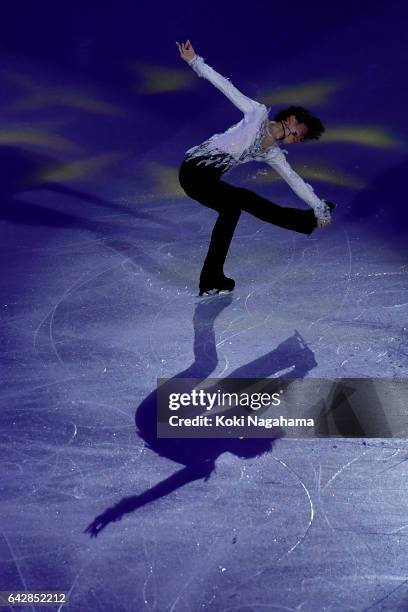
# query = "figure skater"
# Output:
<box><xmin>176</xmin><ymin>40</ymin><xmax>335</xmax><ymax>296</ymax></box>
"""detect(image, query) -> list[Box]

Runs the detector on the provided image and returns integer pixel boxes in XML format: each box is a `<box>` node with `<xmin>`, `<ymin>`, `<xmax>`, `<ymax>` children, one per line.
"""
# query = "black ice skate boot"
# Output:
<box><xmin>199</xmin><ymin>271</ymin><xmax>235</xmax><ymax>297</ymax></box>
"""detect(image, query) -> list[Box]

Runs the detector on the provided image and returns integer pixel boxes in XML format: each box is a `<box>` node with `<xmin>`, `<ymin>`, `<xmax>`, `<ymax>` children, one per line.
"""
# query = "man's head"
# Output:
<box><xmin>273</xmin><ymin>106</ymin><xmax>325</xmax><ymax>144</ymax></box>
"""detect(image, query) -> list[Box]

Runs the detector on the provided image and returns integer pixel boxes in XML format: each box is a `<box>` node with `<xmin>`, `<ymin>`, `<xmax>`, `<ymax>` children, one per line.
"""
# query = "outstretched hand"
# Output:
<box><xmin>317</xmin><ymin>218</ymin><xmax>331</xmax><ymax>228</ymax></box>
<box><xmin>317</xmin><ymin>200</ymin><xmax>335</xmax><ymax>228</ymax></box>
<box><xmin>176</xmin><ymin>40</ymin><xmax>196</xmax><ymax>62</ymax></box>
<box><xmin>84</xmin><ymin>511</ymin><xmax>119</xmax><ymax>538</ymax></box>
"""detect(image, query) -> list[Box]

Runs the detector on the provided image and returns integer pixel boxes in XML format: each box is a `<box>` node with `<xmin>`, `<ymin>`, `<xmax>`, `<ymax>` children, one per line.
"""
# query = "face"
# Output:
<box><xmin>282</xmin><ymin>115</ymin><xmax>308</xmax><ymax>144</ymax></box>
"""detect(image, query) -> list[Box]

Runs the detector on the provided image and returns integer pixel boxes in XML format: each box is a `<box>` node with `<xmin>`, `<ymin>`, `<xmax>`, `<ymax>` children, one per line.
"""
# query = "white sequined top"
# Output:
<box><xmin>185</xmin><ymin>55</ymin><xmax>330</xmax><ymax>223</ymax></box>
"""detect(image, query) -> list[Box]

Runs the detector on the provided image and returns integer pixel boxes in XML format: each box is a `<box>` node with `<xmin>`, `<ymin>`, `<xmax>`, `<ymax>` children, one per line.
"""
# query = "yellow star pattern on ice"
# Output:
<box><xmin>5</xmin><ymin>72</ymin><xmax>125</xmax><ymax>116</ymax></box>
<box><xmin>249</xmin><ymin>162</ymin><xmax>364</xmax><ymax>189</ymax></box>
<box><xmin>38</xmin><ymin>152</ymin><xmax>123</xmax><ymax>183</ymax></box>
<box><xmin>323</xmin><ymin>127</ymin><xmax>400</xmax><ymax>149</ymax></box>
<box><xmin>133</xmin><ymin>64</ymin><xmax>195</xmax><ymax>94</ymax></box>
<box><xmin>0</xmin><ymin>127</ymin><xmax>81</xmax><ymax>152</ymax></box>
<box><xmin>146</xmin><ymin>163</ymin><xmax>185</xmax><ymax>199</ymax></box>
<box><xmin>261</xmin><ymin>81</ymin><xmax>344</xmax><ymax>106</ymax></box>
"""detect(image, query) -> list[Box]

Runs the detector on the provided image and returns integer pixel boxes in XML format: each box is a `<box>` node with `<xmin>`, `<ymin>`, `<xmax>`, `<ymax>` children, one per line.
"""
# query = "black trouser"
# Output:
<box><xmin>178</xmin><ymin>154</ymin><xmax>317</xmax><ymax>280</ymax></box>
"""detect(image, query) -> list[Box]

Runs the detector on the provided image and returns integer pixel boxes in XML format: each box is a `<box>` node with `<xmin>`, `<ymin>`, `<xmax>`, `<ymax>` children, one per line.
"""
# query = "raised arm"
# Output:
<box><xmin>176</xmin><ymin>40</ymin><xmax>262</xmax><ymax>115</ymax></box>
<box><xmin>266</xmin><ymin>149</ymin><xmax>331</xmax><ymax>225</ymax></box>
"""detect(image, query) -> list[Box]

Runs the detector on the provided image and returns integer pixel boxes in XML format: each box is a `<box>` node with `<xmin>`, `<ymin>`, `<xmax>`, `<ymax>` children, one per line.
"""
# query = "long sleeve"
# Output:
<box><xmin>266</xmin><ymin>151</ymin><xmax>331</xmax><ymax>222</ymax></box>
<box><xmin>187</xmin><ymin>55</ymin><xmax>262</xmax><ymax>116</ymax></box>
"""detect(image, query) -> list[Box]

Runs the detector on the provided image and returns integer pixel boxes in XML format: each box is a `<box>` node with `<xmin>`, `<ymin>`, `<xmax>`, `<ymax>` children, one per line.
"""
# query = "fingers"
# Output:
<box><xmin>176</xmin><ymin>40</ymin><xmax>193</xmax><ymax>57</ymax></box>
<box><xmin>176</xmin><ymin>41</ymin><xmax>186</xmax><ymax>57</ymax></box>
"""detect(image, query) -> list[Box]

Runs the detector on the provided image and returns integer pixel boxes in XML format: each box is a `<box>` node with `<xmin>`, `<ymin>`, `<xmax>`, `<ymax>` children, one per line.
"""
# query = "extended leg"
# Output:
<box><xmin>215</xmin><ymin>179</ymin><xmax>317</xmax><ymax>235</ymax></box>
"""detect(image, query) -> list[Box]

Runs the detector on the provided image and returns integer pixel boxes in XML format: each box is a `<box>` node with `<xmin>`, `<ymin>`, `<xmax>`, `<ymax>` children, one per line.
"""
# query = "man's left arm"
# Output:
<box><xmin>266</xmin><ymin>153</ymin><xmax>331</xmax><ymax>225</ymax></box>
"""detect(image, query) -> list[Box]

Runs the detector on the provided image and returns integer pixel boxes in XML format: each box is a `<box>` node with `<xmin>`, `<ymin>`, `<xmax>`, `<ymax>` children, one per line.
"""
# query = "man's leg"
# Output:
<box><xmin>215</xmin><ymin>179</ymin><xmax>317</xmax><ymax>235</ymax></box>
<box><xmin>179</xmin><ymin>159</ymin><xmax>241</xmax><ymax>290</ymax></box>
<box><xmin>200</xmin><ymin>207</ymin><xmax>241</xmax><ymax>280</ymax></box>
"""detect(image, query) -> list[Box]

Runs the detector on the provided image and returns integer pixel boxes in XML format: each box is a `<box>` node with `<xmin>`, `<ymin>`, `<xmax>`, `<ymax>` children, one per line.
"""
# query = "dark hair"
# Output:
<box><xmin>273</xmin><ymin>105</ymin><xmax>325</xmax><ymax>141</ymax></box>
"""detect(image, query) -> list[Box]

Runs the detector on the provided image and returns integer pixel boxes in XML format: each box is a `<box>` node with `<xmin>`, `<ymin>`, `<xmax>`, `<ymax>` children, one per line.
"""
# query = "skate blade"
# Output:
<box><xmin>199</xmin><ymin>288</ymin><xmax>234</xmax><ymax>297</ymax></box>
